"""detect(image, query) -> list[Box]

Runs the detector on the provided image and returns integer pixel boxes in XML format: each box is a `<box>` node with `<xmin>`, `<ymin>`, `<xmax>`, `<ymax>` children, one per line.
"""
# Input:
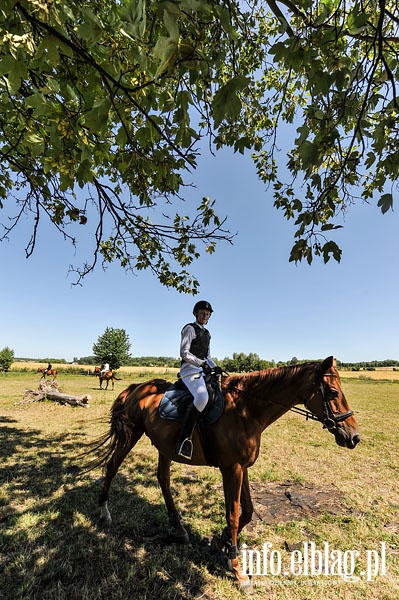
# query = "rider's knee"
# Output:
<box><xmin>193</xmin><ymin>391</ymin><xmax>208</xmax><ymax>412</ymax></box>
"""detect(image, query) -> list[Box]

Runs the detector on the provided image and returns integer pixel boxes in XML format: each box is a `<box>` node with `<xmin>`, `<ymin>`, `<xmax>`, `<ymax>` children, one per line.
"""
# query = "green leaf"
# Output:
<box><xmin>84</xmin><ymin>98</ymin><xmax>111</xmax><ymax>133</ymax></box>
<box><xmin>163</xmin><ymin>9</ymin><xmax>179</xmax><ymax>41</ymax></box>
<box><xmin>289</xmin><ymin>239</ymin><xmax>308</xmax><ymax>263</ymax></box>
<box><xmin>299</xmin><ymin>140</ymin><xmax>319</xmax><ymax>169</ymax></box>
<box><xmin>121</xmin><ymin>0</ymin><xmax>147</xmax><ymax>37</ymax></box>
<box><xmin>365</xmin><ymin>152</ymin><xmax>376</xmax><ymax>168</ymax></box>
<box><xmin>377</xmin><ymin>193</ymin><xmax>393</xmax><ymax>214</ymax></box>
<box><xmin>320</xmin><ymin>224</ymin><xmax>343</xmax><ymax>231</ymax></box>
<box><xmin>24</xmin><ymin>92</ymin><xmax>48</xmax><ymax>116</ymax></box>
<box><xmin>0</xmin><ymin>54</ymin><xmax>18</xmax><ymax>75</ymax></box>
<box><xmin>322</xmin><ymin>241</ymin><xmax>342</xmax><ymax>263</ymax></box>
<box><xmin>213</xmin><ymin>76</ymin><xmax>250</xmax><ymax>127</ymax></box>
<box><xmin>347</xmin><ymin>9</ymin><xmax>369</xmax><ymax>35</ymax></box>
<box><xmin>25</xmin><ymin>133</ymin><xmax>45</xmax><ymax>156</ymax></box>
<box><xmin>153</xmin><ymin>36</ymin><xmax>178</xmax><ymax>76</ymax></box>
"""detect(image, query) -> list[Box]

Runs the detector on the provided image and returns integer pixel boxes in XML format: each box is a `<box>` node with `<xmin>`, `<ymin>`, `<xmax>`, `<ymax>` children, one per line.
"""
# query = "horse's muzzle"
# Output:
<box><xmin>332</xmin><ymin>427</ymin><xmax>361</xmax><ymax>449</ymax></box>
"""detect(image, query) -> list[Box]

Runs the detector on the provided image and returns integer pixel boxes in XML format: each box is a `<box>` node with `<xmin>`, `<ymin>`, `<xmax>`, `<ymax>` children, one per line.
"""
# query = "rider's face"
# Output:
<box><xmin>196</xmin><ymin>309</ymin><xmax>211</xmax><ymax>324</ymax></box>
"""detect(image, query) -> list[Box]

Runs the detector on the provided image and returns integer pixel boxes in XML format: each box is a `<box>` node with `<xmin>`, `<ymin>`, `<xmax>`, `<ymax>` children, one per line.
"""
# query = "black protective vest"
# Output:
<box><xmin>182</xmin><ymin>322</ymin><xmax>211</xmax><ymax>361</ymax></box>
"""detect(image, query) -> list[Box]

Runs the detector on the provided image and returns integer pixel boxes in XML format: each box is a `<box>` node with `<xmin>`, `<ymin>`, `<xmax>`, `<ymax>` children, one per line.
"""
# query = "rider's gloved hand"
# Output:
<box><xmin>213</xmin><ymin>366</ymin><xmax>223</xmax><ymax>376</ymax></box>
<box><xmin>202</xmin><ymin>362</ymin><xmax>212</xmax><ymax>375</ymax></box>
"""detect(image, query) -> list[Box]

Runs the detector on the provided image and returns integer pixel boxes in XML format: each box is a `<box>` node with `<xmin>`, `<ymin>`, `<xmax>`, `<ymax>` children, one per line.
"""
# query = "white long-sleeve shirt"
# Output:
<box><xmin>180</xmin><ymin>323</ymin><xmax>216</xmax><ymax>374</ymax></box>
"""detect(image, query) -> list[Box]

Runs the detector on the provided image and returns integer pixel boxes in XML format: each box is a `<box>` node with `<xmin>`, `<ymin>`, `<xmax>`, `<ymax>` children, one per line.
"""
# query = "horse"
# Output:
<box><xmin>85</xmin><ymin>356</ymin><xmax>360</xmax><ymax>588</ymax></box>
<box><xmin>94</xmin><ymin>366</ymin><xmax>122</xmax><ymax>390</ymax></box>
<box><xmin>37</xmin><ymin>368</ymin><xmax>58</xmax><ymax>379</ymax></box>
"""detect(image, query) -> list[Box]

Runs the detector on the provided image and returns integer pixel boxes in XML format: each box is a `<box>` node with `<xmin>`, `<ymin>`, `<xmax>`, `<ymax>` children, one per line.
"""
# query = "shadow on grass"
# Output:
<box><xmin>0</xmin><ymin>424</ymin><xmax>227</xmax><ymax>600</ymax></box>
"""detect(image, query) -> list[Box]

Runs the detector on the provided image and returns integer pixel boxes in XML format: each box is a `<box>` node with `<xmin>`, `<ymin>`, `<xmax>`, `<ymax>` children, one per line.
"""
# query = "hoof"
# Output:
<box><xmin>210</xmin><ymin>535</ymin><xmax>224</xmax><ymax>554</ymax></box>
<box><xmin>175</xmin><ymin>531</ymin><xmax>190</xmax><ymax>544</ymax></box>
<box><xmin>99</xmin><ymin>504</ymin><xmax>112</xmax><ymax>527</ymax></box>
<box><xmin>237</xmin><ymin>576</ymin><xmax>252</xmax><ymax>593</ymax></box>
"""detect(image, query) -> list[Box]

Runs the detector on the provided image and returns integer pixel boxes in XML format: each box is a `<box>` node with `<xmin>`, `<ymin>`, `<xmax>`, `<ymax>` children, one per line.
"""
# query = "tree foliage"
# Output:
<box><xmin>1</xmin><ymin>1</ymin><xmax>398</xmax><ymax>290</ymax></box>
<box><xmin>0</xmin><ymin>346</ymin><xmax>15</xmax><ymax>371</ymax></box>
<box><xmin>92</xmin><ymin>327</ymin><xmax>131</xmax><ymax>369</ymax></box>
<box><xmin>220</xmin><ymin>352</ymin><xmax>276</xmax><ymax>373</ymax></box>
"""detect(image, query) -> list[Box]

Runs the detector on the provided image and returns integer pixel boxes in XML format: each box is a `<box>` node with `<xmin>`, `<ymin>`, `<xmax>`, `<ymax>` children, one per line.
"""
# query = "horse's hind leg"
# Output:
<box><xmin>157</xmin><ymin>452</ymin><xmax>189</xmax><ymax>543</ymax></box>
<box><xmin>99</xmin><ymin>425</ymin><xmax>143</xmax><ymax>525</ymax></box>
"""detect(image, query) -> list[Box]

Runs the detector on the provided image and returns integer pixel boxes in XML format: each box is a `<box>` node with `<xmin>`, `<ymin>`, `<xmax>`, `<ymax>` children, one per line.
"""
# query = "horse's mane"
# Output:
<box><xmin>224</xmin><ymin>361</ymin><xmax>319</xmax><ymax>392</ymax></box>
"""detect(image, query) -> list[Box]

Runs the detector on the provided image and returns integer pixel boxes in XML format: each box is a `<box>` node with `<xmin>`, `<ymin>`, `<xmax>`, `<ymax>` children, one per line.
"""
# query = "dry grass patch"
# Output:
<box><xmin>339</xmin><ymin>369</ymin><xmax>399</xmax><ymax>381</ymax></box>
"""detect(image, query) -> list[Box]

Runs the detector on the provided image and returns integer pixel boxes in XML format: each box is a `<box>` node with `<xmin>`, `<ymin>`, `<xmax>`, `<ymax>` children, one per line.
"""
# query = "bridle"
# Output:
<box><xmin>220</xmin><ymin>367</ymin><xmax>354</xmax><ymax>431</ymax></box>
<box><xmin>291</xmin><ymin>372</ymin><xmax>354</xmax><ymax>430</ymax></box>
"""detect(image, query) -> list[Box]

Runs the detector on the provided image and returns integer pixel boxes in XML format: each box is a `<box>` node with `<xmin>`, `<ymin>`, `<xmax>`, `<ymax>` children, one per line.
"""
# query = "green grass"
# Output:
<box><xmin>0</xmin><ymin>371</ymin><xmax>398</xmax><ymax>599</ymax></box>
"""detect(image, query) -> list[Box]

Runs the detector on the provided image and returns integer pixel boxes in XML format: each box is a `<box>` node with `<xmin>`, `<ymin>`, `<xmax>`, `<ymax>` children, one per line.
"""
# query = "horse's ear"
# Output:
<box><xmin>320</xmin><ymin>356</ymin><xmax>335</xmax><ymax>373</ymax></box>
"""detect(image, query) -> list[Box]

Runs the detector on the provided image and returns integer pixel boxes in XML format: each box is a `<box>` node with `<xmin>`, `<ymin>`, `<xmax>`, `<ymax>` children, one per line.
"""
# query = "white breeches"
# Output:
<box><xmin>183</xmin><ymin>372</ymin><xmax>209</xmax><ymax>412</ymax></box>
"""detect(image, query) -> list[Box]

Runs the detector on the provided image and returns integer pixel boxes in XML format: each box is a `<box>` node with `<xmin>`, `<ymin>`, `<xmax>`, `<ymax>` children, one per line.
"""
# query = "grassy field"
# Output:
<box><xmin>12</xmin><ymin>361</ymin><xmax>399</xmax><ymax>381</ymax></box>
<box><xmin>0</xmin><ymin>369</ymin><xmax>398</xmax><ymax>599</ymax></box>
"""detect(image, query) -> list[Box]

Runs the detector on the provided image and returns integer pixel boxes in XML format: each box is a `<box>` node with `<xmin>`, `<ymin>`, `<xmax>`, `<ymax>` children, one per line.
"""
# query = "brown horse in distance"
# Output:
<box><xmin>85</xmin><ymin>357</ymin><xmax>360</xmax><ymax>587</ymax></box>
<box><xmin>38</xmin><ymin>368</ymin><xmax>58</xmax><ymax>379</ymax></box>
<box><xmin>94</xmin><ymin>367</ymin><xmax>122</xmax><ymax>390</ymax></box>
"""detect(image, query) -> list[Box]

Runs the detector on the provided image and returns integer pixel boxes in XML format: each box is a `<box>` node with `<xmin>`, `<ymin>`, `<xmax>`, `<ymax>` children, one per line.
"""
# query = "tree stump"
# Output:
<box><xmin>20</xmin><ymin>380</ymin><xmax>91</xmax><ymax>407</ymax></box>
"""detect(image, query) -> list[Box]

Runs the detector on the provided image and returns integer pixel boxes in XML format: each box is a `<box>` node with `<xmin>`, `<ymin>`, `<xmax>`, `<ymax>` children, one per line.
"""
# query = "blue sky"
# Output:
<box><xmin>2</xmin><ymin>145</ymin><xmax>398</xmax><ymax>364</ymax></box>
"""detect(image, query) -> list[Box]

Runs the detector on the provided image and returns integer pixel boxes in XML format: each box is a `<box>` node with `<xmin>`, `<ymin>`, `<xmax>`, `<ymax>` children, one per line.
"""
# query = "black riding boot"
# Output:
<box><xmin>176</xmin><ymin>403</ymin><xmax>201</xmax><ymax>460</ymax></box>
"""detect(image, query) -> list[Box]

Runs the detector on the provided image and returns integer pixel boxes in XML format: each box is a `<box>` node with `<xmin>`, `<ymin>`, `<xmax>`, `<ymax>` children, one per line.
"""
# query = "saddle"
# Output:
<box><xmin>158</xmin><ymin>375</ymin><xmax>224</xmax><ymax>425</ymax></box>
<box><xmin>158</xmin><ymin>375</ymin><xmax>224</xmax><ymax>466</ymax></box>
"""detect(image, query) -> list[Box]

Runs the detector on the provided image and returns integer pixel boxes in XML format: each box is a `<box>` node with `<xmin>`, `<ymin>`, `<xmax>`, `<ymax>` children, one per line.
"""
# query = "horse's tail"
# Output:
<box><xmin>79</xmin><ymin>383</ymin><xmax>139</xmax><ymax>473</ymax></box>
<box><xmin>113</xmin><ymin>375</ymin><xmax>122</xmax><ymax>380</ymax></box>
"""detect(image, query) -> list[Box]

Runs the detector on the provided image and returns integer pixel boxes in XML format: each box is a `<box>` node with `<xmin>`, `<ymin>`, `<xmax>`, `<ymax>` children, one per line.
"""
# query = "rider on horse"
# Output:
<box><xmin>177</xmin><ymin>300</ymin><xmax>222</xmax><ymax>459</ymax></box>
<box><xmin>44</xmin><ymin>362</ymin><xmax>52</xmax><ymax>376</ymax></box>
<box><xmin>100</xmin><ymin>362</ymin><xmax>110</xmax><ymax>377</ymax></box>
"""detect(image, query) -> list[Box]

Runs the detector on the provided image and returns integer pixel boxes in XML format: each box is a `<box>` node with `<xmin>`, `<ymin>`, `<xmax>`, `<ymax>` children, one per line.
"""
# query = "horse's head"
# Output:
<box><xmin>305</xmin><ymin>356</ymin><xmax>360</xmax><ymax>449</ymax></box>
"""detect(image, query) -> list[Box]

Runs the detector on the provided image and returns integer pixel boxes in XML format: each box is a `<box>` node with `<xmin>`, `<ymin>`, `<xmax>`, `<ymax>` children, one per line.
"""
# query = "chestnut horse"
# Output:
<box><xmin>86</xmin><ymin>357</ymin><xmax>360</xmax><ymax>587</ymax></box>
<box><xmin>37</xmin><ymin>368</ymin><xmax>57</xmax><ymax>379</ymax></box>
<box><xmin>94</xmin><ymin>367</ymin><xmax>122</xmax><ymax>390</ymax></box>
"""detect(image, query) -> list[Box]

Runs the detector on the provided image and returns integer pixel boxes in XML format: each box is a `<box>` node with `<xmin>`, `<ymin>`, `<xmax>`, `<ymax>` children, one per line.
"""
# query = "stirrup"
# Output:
<box><xmin>177</xmin><ymin>437</ymin><xmax>193</xmax><ymax>459</ymax></box>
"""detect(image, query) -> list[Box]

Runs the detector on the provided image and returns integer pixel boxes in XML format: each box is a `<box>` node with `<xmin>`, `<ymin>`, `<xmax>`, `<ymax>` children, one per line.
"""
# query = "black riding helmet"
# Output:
<box><xmin>193</xmin><ymin>300</ymin><xmax>213</xmax><ymax>315</ymax></box>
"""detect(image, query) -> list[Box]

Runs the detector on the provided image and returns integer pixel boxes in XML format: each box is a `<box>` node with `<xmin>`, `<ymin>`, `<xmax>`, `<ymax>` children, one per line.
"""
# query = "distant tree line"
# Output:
<box><xmin>336</xmin><ymin>359</ymin><xmax>399</xmax><ymax>371</ymax></box>
<box><xmin>15</xmin><ymin>357</ymin><xmax>68</xmax><ymax>364</ymax></box>
<box><xmin>72</xmin><ymin>354</ymin><xmax>399</xmax><ymax>373</ymax></box>
<box><xmin>11</xmin><ymin>354</ymin><xmax>399</xmax><ymax>373</ymax></box>
<box><xmin>75</xmin><ymin>355</ymin><xmax>181</xmax><ymax>368</ymax></box>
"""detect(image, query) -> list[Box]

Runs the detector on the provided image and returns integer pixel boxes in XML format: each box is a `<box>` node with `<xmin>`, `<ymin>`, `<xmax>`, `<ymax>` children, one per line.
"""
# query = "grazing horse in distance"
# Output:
<box><xmin>85</xmin><ymin>357</ymin><xmax>360</xmax><ymax>587</ymax></box>
<box><xmin>94</xmin><ymin>367</ymin><xmax>122</xmax><ymax>390</ymax></box>
<box><xmin>38</xmin><ymin>368</ymin><xmax>58</xmax><ymax>380</ymax></box>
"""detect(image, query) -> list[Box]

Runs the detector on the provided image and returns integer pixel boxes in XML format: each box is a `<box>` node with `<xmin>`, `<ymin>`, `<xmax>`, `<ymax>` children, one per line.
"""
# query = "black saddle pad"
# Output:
<box><xmin>158</xmin><ymin>379</ymin><xmax>224</xmax><ymax>424</ymax></box>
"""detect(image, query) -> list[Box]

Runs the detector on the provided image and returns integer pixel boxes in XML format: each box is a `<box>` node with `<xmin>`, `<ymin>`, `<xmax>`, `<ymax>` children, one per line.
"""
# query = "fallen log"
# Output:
<box><xmin>21</xmin><ymin>388</ymin><xmax>91</xmax><ymax>407</ymax></box>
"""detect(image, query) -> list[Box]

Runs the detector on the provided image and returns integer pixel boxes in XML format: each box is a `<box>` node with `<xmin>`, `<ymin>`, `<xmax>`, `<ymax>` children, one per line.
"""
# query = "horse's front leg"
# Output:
<box><xmin>157</xmin><ymin>452</ymin><xmax>189</xmax><ymax>543</ymax></box>
<box><xmin>220</xmin><ymin>464</ymin><xmax>251</xmax><ymax>587</ymax></box>
<box><xmin>221</xmin><ymin>463</ymin><xmax>250</xmax><ymax>587</ymax></box>
<box><xmin>238</xmin><ymin>468</ymin><xmax>253</xmax><ymax>535</ymax></box>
